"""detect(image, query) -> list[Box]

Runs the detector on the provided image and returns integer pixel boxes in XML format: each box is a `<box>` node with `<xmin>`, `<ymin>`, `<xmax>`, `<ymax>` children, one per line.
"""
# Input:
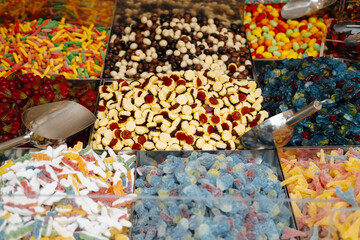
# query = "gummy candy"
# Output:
<box><xmin>133</xmin><ymin>151</ymin><xmax>296</xmax><ymax>239</ymax></box>
<box><xmin>0</xmin><ymin>144</ymin><xmax>136</xmax><ymax>239</ymax></box>
<box><xmin>280</xmin><ymin>147</ymin><xmax>360</xmax><ymax>239</ymax></box>
<box><xmin>258</xmin><ymin>57</ymin><xmax>360</xmax><ymax>146</ymax></box>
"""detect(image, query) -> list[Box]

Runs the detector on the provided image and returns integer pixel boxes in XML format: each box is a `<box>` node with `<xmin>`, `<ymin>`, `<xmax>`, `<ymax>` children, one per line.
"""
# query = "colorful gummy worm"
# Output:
<box><xmin>133</xmin><ymin>151</ymin><xmax>303</xmax><ymax>239</ymax></box>
<box><xmin>0</xmin><ymin>0</ymin><xmax>114</xmax><ymax>27</ymax></box>
<box><xmin>0</xmin><ymin>18</ymin><xmax>108</xmax><ymax>79</ymax></box>
<box><xmin>0</xmin><ymin>142</ymin><xmax>136</xmax><ymax>239</ymax></box>
<box><xmin>280</xmin><ymin>147</ymin><xmax>360</xmax><ymax>240</ymax></box>
<box><xmin>244</xmin><ymin>4</ymin><xmax>328</xmax><ymax>59</ymax></box>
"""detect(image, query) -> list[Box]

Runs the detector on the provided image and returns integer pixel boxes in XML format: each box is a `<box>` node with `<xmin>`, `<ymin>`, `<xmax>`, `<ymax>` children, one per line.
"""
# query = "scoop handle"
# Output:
<box><xmin>0</xmin><ymin>133</ymin><xmax>32</xmax><ymax>153</ymax></box>
<box><xmin>286</xmin><ymin>100</ymin><xmax>325</xmax><ymax>127</ymax></box>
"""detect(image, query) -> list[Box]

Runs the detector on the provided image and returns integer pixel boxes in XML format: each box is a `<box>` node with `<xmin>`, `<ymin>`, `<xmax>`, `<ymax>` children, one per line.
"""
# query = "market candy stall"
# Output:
<box><xmin>0</xmin><ymin>0</ymin><xmax>360</xmax><ymax>239</ymax></box>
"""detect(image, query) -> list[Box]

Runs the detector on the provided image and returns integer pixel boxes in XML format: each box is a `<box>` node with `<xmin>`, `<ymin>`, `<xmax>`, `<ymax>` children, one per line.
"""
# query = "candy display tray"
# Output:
<box><xmin>339</xmin><ymin>0</ymin><xmax>360</xmax><ymax>21</ymax></box>
<box><xmin>2</xmin><ymin>146</ymin><xmax>360</xmax><ymax>239</ymax></box>
<box><xmin>0</xmin><ymin>148</ymin><xmax>300</xmax><ymax>238</ymax></box>
<box><xmin>0</xmin><ymin>78</ymin><xmax>104</xmax><ymax>149</ymax></box>
<box><xmin>278</xmin><ymin>145</ymin><xmax>360</xmax><ymax>240</ymax></box>
<box><xmin>103</xmin><ymin>0</ymin><xmax>255</xmax><ymax>80</ymax></box>
<box><xmin>132</xmin><ymin>149</ymin><xmax>299</xmax><ymax>237</ymax></box>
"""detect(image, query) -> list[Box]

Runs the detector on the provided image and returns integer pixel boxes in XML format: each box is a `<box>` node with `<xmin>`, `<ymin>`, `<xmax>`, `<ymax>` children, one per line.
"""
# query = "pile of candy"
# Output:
<box><xmin>91</xmin><ymin>70</ymin><xmax>268</xmax><ymax>150</ymax></box>
<box><xmin>245</xmin><ymin>4</ymin><xmax>328</xmax><ymax>59</ymax></box>
<box><xmin>133</xmin><ymin>151</ymin><xmax>299</xmax><ymax>239</ymax></box>
<box><xmin>342</xmin><ymin>2</ymin><xmax>360</xmax><ymax>21</ymax></box>
<box><xmin>0</xmin><ymin>18</ymin><xmax>108</xmax><ymax>79</ymax></box>
<box><xmin>280</xmin><ymin>147</ymin><xmax>360</xmax><ymax>239</ymax></box>
<box><xmin>258</xmin><ymin>57</ymin><xmax>360</xmax><ymax>146</ymax></box>
<box><xmin>0</xmin><ymin>72</ymin><xmax>98</xmax><ymax>143</ymax></box>
<box><xmin>105</xmin><ymin>13</ymin><xmax>252</xmax><ymax>79</ymax></box>
<box><xmin>0</xmin><ymin>142</ymin><xmax>136</xmax><ymax>239</ymax></box>
<box><xmin>0</xmin><ymin>0</ymin><xmax>114</xmax><ymax>27</ymax></box>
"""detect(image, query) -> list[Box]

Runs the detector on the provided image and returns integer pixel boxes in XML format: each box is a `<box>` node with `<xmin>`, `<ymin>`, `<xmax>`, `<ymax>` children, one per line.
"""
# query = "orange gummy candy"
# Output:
<box><xmin>31</xmin><ymin>153</ymin><xmax>51</xmax><ymax>161</ymax></box>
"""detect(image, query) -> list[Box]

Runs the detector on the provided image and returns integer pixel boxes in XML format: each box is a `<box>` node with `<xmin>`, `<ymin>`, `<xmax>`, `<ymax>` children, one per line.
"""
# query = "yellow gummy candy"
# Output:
<box><xmin>281</xmin><ymin>175</ymin><xmax>300</xmax><ymax>187</ymax></box>
<box><xmin>207</xmin><ymin>169</ymin><xmax>220</xmax><ymax>177</ymax></box>
<box><xmin>104</xmin><ymin>157</ymin><xmax>114</xmax><ymax>164</ymax></box>
<box><xmin>70</xmin><ymin>142</ymin><xmax>83</xmax><ymax>152</ymax></box>
<box><xmin>62</xmin><ymin>152</ymin><xmax>79</xmax><ymax>160</ymax></box>
<box><xmin>291</xmin><ymin>201</ymin><xmax>303</xmax><ymax>218</ymax></box>
<box><xmin>308</xmin><ymin>202</ymin><xmax>317</xmax><ymax>218</ymax></box>
<box><xmin>294</xmin><ymin>186</ymin><xmax>316</xmax><ymax>198</ymax></box>
<box><xmin>303</xmin><ymin>162</ymin><xmax>320</xmax><ymax>179</ymax></box>
<box><xmin>0</xmin><ymin>160</ymin><xmax>14</xmax><ymax>176</ymax></box>
<box><xmin>288</xmin><ymin>166</ymin><xmax>303</xmax><ymax>177</ymax></box>
<box><xmin>342</xmin><ymin>215</ymin><xmax>360</xmax><ymax>240</ymax></box>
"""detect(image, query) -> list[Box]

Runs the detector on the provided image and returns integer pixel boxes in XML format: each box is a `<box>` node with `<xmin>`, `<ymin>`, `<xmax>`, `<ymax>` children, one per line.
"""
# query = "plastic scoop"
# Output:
<box><xmin>281</xmin><ymin>0</ymin><xmax>337</xmax><ymax>19</ymax></box>
<box><xmin>0</xmin><ymin>101</ymin><xmax>96</xmax><ymax>151</ymax></box>
<box><xmin>240</xmin><ymin>100</ymin><xmax>327</xmax><ymax>150</ymax></box>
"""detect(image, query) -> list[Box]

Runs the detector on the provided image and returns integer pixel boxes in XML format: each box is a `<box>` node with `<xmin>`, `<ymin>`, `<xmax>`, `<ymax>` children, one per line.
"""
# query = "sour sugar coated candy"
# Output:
<box><xmin>0</xmin><ymin>142</ymin><xmax>136</xmax><ymax>239</ymax></box>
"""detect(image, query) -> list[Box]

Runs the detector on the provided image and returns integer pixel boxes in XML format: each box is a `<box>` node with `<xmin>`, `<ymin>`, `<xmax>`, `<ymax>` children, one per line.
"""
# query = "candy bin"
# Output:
<box><xmin>340</xmin><ymin>0</ymin><xmax>360</xmax><ymax>21</ymax></box>
<box><xmin>0</xmin><ymin>143</ymin><xmax>137</xmax><ymax>239</ymax></box>
<box><xmin>103</xmin><ymin>0</ymin><xmax>254</xmax><ymax>80</ymax></box>
<box><xmin>0</xmin><ymin>18</ymin><xmax>109</xmax><ymax>79</ymax></box>
<box><xmin>244</xmin><ymin>3</ymin><xmax>337</xmax><ymax>59</ymax></box>
<box><xmin>0</xmin><ymin>0</ymin><xmax>115</xmax><ymax>28</ymax></box>
<box><xmin>278</xmin><ymin>146</ymin><xmax>360</xmax><ymax>239</ymax></box>
<box><xmin>0</xmin><ymin>71</ymin><xmax>101</xmax><ymax>147</ymax></box>
<box><xmin>90</xmin><ymin>73</ymin><xmax>269</xmax><ymax>151</ymax></box>
<box><xmin>254</xmin><ymin>57</ymin><xmax>360</xmax><ymax>146</ymax></box>
<box><xmin>132</xmin><ymin>150</ymin><xmax>298</xmax><ymax>239</ymax></box>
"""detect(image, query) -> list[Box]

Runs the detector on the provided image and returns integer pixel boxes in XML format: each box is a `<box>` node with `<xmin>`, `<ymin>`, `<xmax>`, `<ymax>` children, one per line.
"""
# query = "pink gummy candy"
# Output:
<box><xmin>334</xmin><ymin>148</ymin><xmax>344</xmax><ymax>155</ymax></box>
<box><xmin>313</xmin><ymin>175</ymin><xmax>323</xmax><ymax>196</ymax></box>
<box><xmin>348</xmin><ymin>147</ymin><xmax>360</xmax><ymax>157</ymax></box>
<box><xmin>281</xmin><ymin>227</ymin><xmax>307</xmax><ymax>239</ymax></box>
<box><xmin>280</xmin><ymin>158</ymin><xmax>295</xmax><ymax>167</ymax></box>
<box><xmin>355</xmin><ymin>171</ymin><xmax>360</xmax><ymax>196</ymax></box>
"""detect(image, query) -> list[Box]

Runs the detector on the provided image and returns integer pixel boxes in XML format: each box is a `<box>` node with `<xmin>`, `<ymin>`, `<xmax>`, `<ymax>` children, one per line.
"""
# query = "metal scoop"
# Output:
<box><xmin>0</xmin><ymin>101</ymin><xmax>96</xmax><ymax>151</ymax></box>
<box><xmin>240</xmin><ymin>100</ymin><xmax>327</xmax><ymax>150</ymax></box>
<box><xmin>281</xmin><ymin>0</ymin><xmax>337</xmax><ymax>19</ymax></box>
<box><xmin>333</xmin><ymin>21</ymin><xmax>360</xmax><ymax>34</ymax></box>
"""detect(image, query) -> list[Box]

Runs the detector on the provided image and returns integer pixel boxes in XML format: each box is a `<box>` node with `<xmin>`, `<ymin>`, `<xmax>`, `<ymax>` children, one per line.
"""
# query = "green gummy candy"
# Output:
<box><xmin>272</xmin><ymin>39</ymin><xmax>277</xmax><ymax>46</ymax></box>
<box><xmin>300</xmin><ymin>43</ymin><xmax>308</xmax><ymax>49</ymax></box>
<box><xmin>314</xmin><ymin>43</ymin><xmax>321</xmax><ymax>51</ymax></box>
<box><xmin>244</xmin><ymin>20</ymin><xmax>251</xmax><ymax>25</ymax></box>
<box><xmin>262</xmin><ymin>26</ymin><xmax>269</xmax><ymax>32</ymax></box>
<box><xmin>286</xmin><ymin>19</ymin><xmax>292</xmax><ymax>24</ymax></box>
<box><xmin>80</xmin><ymin>145</ymin><xmax>92</xmax><ymax>154</ymax></box>
<box><xmin>250</xmin><ymin>38</ymin><xmax>258</xmax><ymax>43</ymax></box>
<box><xmin>293</xmin><ymin>28</ymin><xmax>299</xmax><ymax>33</ymax></box>
<box><xmin>249</xmin><ymin>24</ymin><xmax>256</xmax><ymax>30</ymax></box>
<box><xmin>5</xmin><ymin>222</ymin><xmax>33</xmax><ymax>240</ymax></box>
<box><xmin>268</xmin><ymin>46</ymin><xmax>278</xmax><ymax>53</ymax></box>
<box><xmin>293</xmin><ymin>42</ymin><xmax>300</xmax><ymax>51</ymax></box>
<box><xmin>302</xmin><ymin>31</ymin><xmax>312</xmax><ymax>38</ymax></box>
<box><xmin>264</xmin><ymin>33</ymin><xmax>273</xmax><ymax>39</ymax></box>
<box><xmin>286</xmin><ymin>29</ymin><xmax>293</xmax><ymax>37</ymax></box>
<box><xmin>246</xmin><ymin>31</ymin><xmax>252</xmax><ymax>37</ymax></box>
<box><xmin>84</xmin><ymin>69</ymin><xmax>89</xmax><ymax>78</ymax></box>
<box><xmin>13</xmin><ymin>153</ymin><xmax>32</xmax><ymax>163</ymax></box>
<box><xmin>79</xmin><ymin>232</ymin><xmax>105</xmax><ymax>240</ymax></box>
<box><xmin>269</xmin><ymin>20</ymin><xmax>278</xmax><ymax>27</ymax></box>
<box><xmin>246</xmin><ymin>12</ymin><xmax>252</xmax><ymax>17</ymax></box>
<box><xmin>78</xmin><ymin>67</ymin><xmax>82</xmax><ymax>76</ymax></box>
<box><xmin>273</xmin><ymin>51</ymin><xmax>281</xmax><ymax>57</ymax></box>
<box><xmin>308</xmin><ymin>23</ymin><xmax>313</xmax><ymax>29</ymax></box>
<box><xmin>277</xmin><ymin>41</ymin><xmax>285</xmax><ymax>46</ymax></box>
